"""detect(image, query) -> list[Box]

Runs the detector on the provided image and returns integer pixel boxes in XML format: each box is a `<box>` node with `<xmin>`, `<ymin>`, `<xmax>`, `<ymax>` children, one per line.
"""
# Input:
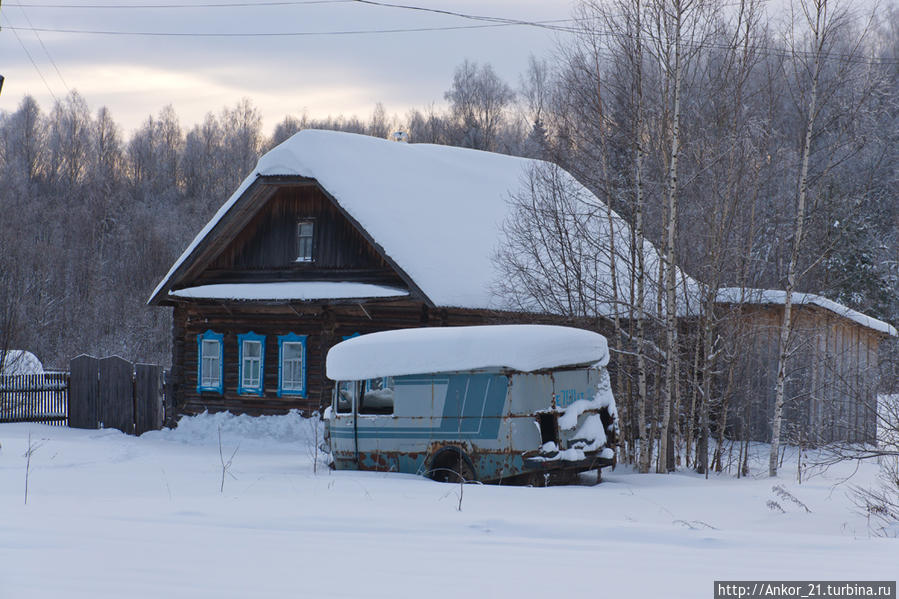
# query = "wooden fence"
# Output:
<box><xmin>0</xmin><ymin>372</ymin><xmax>69</xmax><ymax>425</ymax></box>
<box><xmin>69</xmin><ymin>355</ymin><xmax>163</xmax><ymax>435</ymax></box>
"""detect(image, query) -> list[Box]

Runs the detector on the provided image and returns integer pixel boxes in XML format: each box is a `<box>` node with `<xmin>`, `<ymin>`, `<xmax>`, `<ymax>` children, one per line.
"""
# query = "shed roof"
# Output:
<box><xmin>716</xmin><ymin>288</ymin><xmax>898</xmax><ymax>337</ymax></box>
<box><xmin>150</xmin><ymin>129</ymin><xmax>699</xmax><ymax>315</ymax></box>
<box><xmin>325</xmin><ymin>324</ymin><xmax>609</xmax><ymax>380</ymax></box>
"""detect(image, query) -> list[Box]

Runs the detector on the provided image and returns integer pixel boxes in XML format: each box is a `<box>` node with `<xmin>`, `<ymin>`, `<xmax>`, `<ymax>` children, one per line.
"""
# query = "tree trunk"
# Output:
<box><xmin>658</xmin><ymin>0</ymin><xmax>684</xmax><ymax>474</ymax></box>
<box><xmin>631</xmin><ymin>0</ymin><xmax>652</xmax><ymax>475</ymax></box>
<box><xmin>770</xmin><ymin>0</ymin><xmax>825</xmax><ymax>477</ymax></box>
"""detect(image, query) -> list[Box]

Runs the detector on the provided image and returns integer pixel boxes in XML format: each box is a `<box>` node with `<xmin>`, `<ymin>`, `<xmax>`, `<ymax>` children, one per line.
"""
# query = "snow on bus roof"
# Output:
<box><xmin>151</xmin><ymin>130</ymin><xmax>699</xmax><ymax>316</ymax></box>
<box><xmin>325</xmin><ymin>325</ymin><xmax>609</xmax><ymax>381</ymax></box>
<box><xmin>716</xmin><ymin>288</ymin><xmax>898</xmax><ymax>337</ymax></box>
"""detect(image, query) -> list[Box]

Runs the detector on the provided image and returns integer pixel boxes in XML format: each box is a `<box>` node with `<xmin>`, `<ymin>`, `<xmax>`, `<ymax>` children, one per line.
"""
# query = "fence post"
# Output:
<box><xmin>163</xmin><ymin>369</ymin><xmax>174</xmax><ymax>426</ymax></box>
<box><xmin>134</xmin><ymin>363</ymin><xmax>162</xmax><ymax>435</ymax></box>
<box><xmin>69</xmin><ymin>355</ymin><xmax>100</xmax><ymax>429</ymax></box>
<box><xmin>99</xmin><ymin>356</ymin><xmax>134</xmax><ymax>434</ymax></box>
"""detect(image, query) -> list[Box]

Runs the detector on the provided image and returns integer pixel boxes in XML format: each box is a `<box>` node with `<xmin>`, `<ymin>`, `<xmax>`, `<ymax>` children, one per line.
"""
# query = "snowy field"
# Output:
<box><xmin>1</xmin><ymin>412</ymin><xmax>896</xmax><ymax>598</ymax></box>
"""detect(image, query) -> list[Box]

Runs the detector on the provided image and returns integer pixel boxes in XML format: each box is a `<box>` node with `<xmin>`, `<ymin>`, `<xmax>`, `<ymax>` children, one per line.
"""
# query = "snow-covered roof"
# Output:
<box><xmin>1</xmin><ymin>350</ymin><xmax>44</xmax><ymax>375</ymax></box>
<box><xmin>326</xmin><ymin>324</ymin><xmax>609</xmax><ymax>380</ymax></box>
<box><xmin>169</xmin><ymin>282</ymin><xmax>408</xmax><ymax>301</ymax></box>
<box><xmin>151</xmin><ymin>129</ymin><xmax>699</xmax><ymax>315</ymax></box>
<box><xmin>716</xmin><ymin>288</ymin><xmax>898</xmax><ymax>337</ymax></box>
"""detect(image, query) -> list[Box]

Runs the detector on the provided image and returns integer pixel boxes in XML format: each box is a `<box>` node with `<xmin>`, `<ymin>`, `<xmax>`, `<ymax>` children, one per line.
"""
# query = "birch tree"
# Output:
<box><xmin>769</xmin><ymin>0</ymin><xmax>873</xmax><ymax>476</ymax></box>
<box><xmin>445</xmin><ymin>60</ymin><xmax>515</xmax><ymax>151</ymax></box>
<box><xmin>519</xmin><ymin>55</ymin><xmax>551</xmax><ymax>158</ymax></box>
<box><xmin>647</xmin><ymin>0</ymin><xmax>711</xmax><ymax>473</ymax></box>
<box><xmin>685</xmin><ymin>0</ymin><xmax>771</xmax><ymax>473</ymax></box>
<box><xmin>0</xmin><ymin>95</ymin><xmax>45</xmax><ymax>187</ymax></box>
<box><xmin>572</xmin><ymin>0</ymin><xmax>656</xmax><ymax>472</ymax></box>
<box><xmin>47</xmin><ymin>91</ymin><xmax>92</xmax><ymax>188</ymax></box>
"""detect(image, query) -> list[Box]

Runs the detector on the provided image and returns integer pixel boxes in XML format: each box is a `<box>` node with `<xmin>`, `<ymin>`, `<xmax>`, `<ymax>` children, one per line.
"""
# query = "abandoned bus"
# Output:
<box><xmin>324</xmin><ymin>324</ymin><xmax>619</xmax><ymax>485</ymax></box>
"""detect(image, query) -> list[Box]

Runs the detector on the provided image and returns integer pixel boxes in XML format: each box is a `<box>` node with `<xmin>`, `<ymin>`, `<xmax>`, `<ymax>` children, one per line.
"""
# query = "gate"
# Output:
<box><xmin>69</xmin><ymin>354</ymin><xmax>163</xmax><ymax>435</ymax></box>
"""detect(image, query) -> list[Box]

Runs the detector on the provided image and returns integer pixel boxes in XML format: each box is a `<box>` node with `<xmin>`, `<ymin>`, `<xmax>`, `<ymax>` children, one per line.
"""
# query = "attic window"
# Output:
<box><xmin>296</xmin><ymin>220</ymin><xmax>314</xmax><ymax>263</ymax></box>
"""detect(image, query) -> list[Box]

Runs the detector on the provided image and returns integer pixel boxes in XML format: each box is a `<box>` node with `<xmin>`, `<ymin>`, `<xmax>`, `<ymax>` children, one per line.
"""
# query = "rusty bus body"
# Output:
<box><xmin>324</xmin><ymin>326</ymin><xmax>619</xmax><ymax>485</ymax></box>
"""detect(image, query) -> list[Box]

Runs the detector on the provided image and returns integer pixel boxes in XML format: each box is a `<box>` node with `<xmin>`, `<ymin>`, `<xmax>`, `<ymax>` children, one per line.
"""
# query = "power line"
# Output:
<box><xmin>5</xmin><ymin>0</ymin><xmax>352</xmax><ymax>7</ymax></box>
<box><xmin>353</xmin><ymin>0</ymin><xmax>896</xmax><ymax>66</ymax></box>
<box><xmin>2</xmin><ymin>18</ymin><xmax>575</xmax><ymax>36</ymax></box>
<box><xmin>1</xmin><ymin>13</ymin><xmax>58</xmax><ymax>101</ymax></box>
<box><xmin>4</xmin><ymin>0</ymin><xmax>765</xmax><ymax>7</ymax></box>
<box><xmin>16</xmin><ymin>3</ymin><xmax>72</xmax><ymax>93</ymax></box>
<box><xmin>5</xmin><ymin>20</ymin><xmax>895</xmax><ymax>67</ymax></box>
<box><xmin>351</xmin><ymin>0</ymin><xmax>561</xmax><ymax>30</ymax></box>
<box><xmin>0</xmin><ymin>0</ymin><xmax>771</xmax><ymax>37</ymax></box>
<box><xmin>3</xmin><ymin>0</ymin><xmax>895</xmax><ymax>67</ymax></box>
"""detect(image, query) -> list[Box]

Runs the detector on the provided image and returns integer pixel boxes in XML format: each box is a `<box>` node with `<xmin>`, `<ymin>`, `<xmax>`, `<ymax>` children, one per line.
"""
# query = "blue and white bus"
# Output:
<box><xmin>324</xmin><ymin>325</ymin><xmax>619</xmax><ymax>485</ymax></box>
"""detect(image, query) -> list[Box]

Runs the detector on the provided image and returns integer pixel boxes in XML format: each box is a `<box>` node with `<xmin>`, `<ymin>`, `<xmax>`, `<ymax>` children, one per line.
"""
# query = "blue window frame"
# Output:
<box><xmin>197</xmin><ymin>330</ymin><xmax>224</xmax><ymax>394</ymax></box>
<box><xmin>278</xmin><ymin>333</ymin><xmax>308</xmax><ymax>397</ymax></box>
<box><xmin>237</xmin><ymin>332</ymin><xmax>265</xmax><ymax>396</ymax></box>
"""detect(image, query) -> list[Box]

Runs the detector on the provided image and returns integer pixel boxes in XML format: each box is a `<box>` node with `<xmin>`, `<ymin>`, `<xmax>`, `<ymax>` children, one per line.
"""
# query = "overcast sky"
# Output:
<box><xmin>0</xmin><ymin>0</ymin><xmax>569</xmax><ymax>135</ymax></box>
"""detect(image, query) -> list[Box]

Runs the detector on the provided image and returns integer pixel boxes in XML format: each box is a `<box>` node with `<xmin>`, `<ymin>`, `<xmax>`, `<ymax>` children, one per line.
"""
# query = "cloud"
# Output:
<box><xmin>0</xmin><ymin>0</ymin><xmax>561</xmax><ymax>133</ymax></box>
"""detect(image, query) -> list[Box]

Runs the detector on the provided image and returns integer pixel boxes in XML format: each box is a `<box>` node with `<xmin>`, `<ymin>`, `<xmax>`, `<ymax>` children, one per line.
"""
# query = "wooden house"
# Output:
<box><xmin>149</xmin><ymin>130</ymin><xmax>895</xmax><ymax>449</ymax></box>
<box><xmin>715</xmin><ymin>288</ymin><xmax>897</xmax><ymax>445</ymax></box>
<box><xmin>149</xmin><ymin>130</ymin><xmax>692</xmax><ymax>416</ymax></box>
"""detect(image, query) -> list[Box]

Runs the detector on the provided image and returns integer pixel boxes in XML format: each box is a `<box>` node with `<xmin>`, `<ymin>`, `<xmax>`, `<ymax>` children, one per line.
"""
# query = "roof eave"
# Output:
<box><xmin>147</xmin><ymin>175</ymin><xmax>273</xmax><ymax>306</ymax></box>
<box><xmin>713</xmin><ymin>298</ymin><xmax>898</xmax><ymax>339</ymax></box>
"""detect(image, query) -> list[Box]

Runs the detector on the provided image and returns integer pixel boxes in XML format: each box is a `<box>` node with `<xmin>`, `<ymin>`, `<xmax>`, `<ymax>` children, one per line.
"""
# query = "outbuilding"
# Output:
<box><xmin>715</xmin><ymin>288</ymin><xmax>897</xmax><ymax>444</ymax></box>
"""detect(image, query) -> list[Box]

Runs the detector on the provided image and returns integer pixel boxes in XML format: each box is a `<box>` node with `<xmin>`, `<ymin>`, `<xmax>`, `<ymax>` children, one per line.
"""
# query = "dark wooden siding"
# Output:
<box><xmin>198</xmin><ymin>185</ymin><xmax>402</xmax><ymax>286</ymax></box>
<box><xmin>171</xmin><ymin>300</ymin><xmax>521</xmax><ymax>416</ymax></box>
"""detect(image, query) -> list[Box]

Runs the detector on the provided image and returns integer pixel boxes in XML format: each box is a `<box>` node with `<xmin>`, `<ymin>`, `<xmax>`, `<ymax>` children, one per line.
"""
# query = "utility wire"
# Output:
<box><xmin>2</xmin><ymin>0</ymin><xmax>771</xmax><ymax>9</ymax></box>
<box><xmin>5</xmin><ymin>20</ymin><xmax>896</xmax><ymax>67</ymax></box>
<box><xmin>344</xmin><ymin>0</ymin><xmax>895</xmax><ymax>67</ymax></box>
<box><xmin>1</xmin><ymin>13</ymin><xmax>58</xmax><ymax>100</ymax></box>
<box><xmin>16</xmin><ymin>3</ymin><xmax>71</xmax><ymax>92</ymax></box>
<box><xmin>3</xmin><ymin>0</ymin><xmax>894</xmax><ymax>66</ymax></box>
<box><xmin>4</xmin><ymin>0</ymin><xmax>352</xmax><ymax>7</ymax></box>
<box><xmin>2</xmin><ymin>18</ymin><xmax>575</xmax><ymax>36</ymax></box>
<box><xmin>353</xmin><ymin>0</ymin><xmax>540</xmax><ymax>25</ymax></box>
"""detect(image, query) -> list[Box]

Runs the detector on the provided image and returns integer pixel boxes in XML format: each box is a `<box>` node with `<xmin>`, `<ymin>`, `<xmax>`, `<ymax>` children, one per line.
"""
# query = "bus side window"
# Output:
<box><xmin>359</xmin><ymin>377</ymin><xmax>394</xmax><ymax>415</ymax></box>
<box><xmin>336</xmin><ymin>381</ymin><xmax>354</xmax><ymax>414</ymax></box>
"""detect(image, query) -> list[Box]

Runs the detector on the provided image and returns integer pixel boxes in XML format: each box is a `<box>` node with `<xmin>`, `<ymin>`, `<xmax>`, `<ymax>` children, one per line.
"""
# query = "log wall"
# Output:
<box><xmin>170</xmin><ymin>300</ymin><xmax>527</xmax><ymax>416</ymax></box>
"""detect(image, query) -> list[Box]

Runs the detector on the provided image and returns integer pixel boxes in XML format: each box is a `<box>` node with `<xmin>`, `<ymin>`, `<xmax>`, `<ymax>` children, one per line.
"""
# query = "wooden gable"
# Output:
<box><xmin>196</xmin><ymin>184</ymin><xmax>403</xmax><ymax>286</ymax></box>
<box><xmin>156</xmin><ymin>177</ymin><xmax>417</xmax><ymax>301</ymax></box>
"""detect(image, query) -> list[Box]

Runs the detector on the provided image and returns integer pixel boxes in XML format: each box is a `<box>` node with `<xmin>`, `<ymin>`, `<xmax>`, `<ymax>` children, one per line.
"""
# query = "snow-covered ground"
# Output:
<box><xmin>1</xmin><ymin>412</ymin><xmax>895</xmax><ymax>598</ymax></box>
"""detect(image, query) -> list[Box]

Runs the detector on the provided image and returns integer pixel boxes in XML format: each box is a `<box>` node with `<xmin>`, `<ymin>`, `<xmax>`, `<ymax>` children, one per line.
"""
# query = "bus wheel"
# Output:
<box><xmin>427</xmin><ymin>447</ymin><xmax>476</xmax><ymax>483</ymax></box>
